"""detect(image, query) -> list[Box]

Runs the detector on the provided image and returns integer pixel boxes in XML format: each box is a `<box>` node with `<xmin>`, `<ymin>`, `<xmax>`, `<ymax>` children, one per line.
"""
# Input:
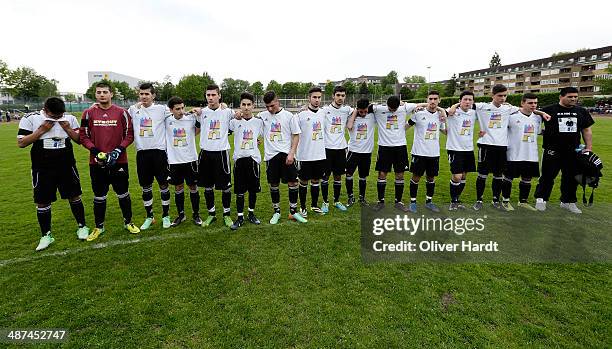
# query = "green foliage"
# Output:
<box><xmin>154</xmin><ymin>76</ymin><xmax>175</xmax><ymax>101</ymax></box>
<box><xmin>381</xmin><ymin>70</ymin><xmax>398</xmax><ymax>89</ymax></box>
<box><xmin>445</xmin><ymin>74</ymin><xmax>458</xmax><ymax>97</ymax></box>
<box><xmin>266</xmin><ymin>80</ymin><xmax>282</xmax><ymax>96</ymax></box>
<box><xmin>281</xmin><ymin>81</ymin><xmax>302</xmax><ymax>97</ymax></box>
<box><xmin>298</xmin><ymin>82</ymin><xmax>314</xmax><ymax>95</ymax></box>
<box><xmin>399</xmin><ymin>86</ymin><xmax>414</xmax><ymax>100</ymax></box>
<box><xmin>403</xmin><ymin>75</ymin><xmax>426</xmax><ymax>83</ymax></box>
<box><xmin>64</xmin><ymin>93</ymin><xmax>77</xmax><ymax>102</ymax></box>
<box><xmin>221</xmin><ymin>78</ymin><xmax>250</xmax><ymax>107</ymax></box>
<box><xmin>595</xmin><ymin>65</ymin><xmax>612</xmax><ymax>95</ymax></box>
<box><xmin>358</xmin><ymin>81</ymin><xmax>369</xmax><ymax>95</ymax></box>
<box><xmin>324</xmin><ymin>81</ymin><xmax>335</xmax><ymax>97</ymax></box>
<box><xmin>489</xmin><ymin>51</ymin><xmax>501</xmax><ymax>68</ymax></box>
<box><xmin>250</xmin><ymin>81</ymin><xmax>264</xmax><ymax>97</ymax></box>
<box><xmin>342</xmin><ymin>81</ymin><xmax>356</xmax><ymax>95</ymax></box>
<box><xmin>5</xmin><ymin>66</ymin><xmax>58</xmax><ymax>99</ymax></box>
<box><xmin>175</xmin><ymin>73</ymin><xmax>215</xmax><ymax>105</ymax></box>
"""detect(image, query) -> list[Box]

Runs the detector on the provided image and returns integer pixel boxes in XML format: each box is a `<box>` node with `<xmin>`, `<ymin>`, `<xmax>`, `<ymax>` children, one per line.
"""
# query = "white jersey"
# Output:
<box><xmin>198</xmin><ymin>107</ymin><xmax>234</xmax><ymax>151</ymax></box>
<box><xmin>372</xmin><ymin>103</ymin><xmax>416</xmax><ymax>147</ymax></box>
<box><xmin>129</xmin><ymin>103</ymin><xmax>169</xmax><ymax>151</ymax></box>
<box><xmin>348</xmin><ymin>113</ymin><xmax>376</xmax><ymax>154</ymax></box>
<box><xmin>506</xmin><ymin>111</ymin><xmax>542</xmax><ymax>162</ymax></box>
<box><xmin>475</xmin><ymin>102</ymin><xmax>519</xmax><ymax>146</ymax></box>
<box><xmin>410</xmin><ymin>109</ymin><xmax>442</xmax><ymax>157</ymax></box>
<box><xmin>229</xmin><ymin>117</ymin><xmax>264</xmax><ymax>163</ymax></box>
<box><xmin>258</xmin><ymin>108</ymin><xmax>301</xmax><ymax>161</ymax></box>
<box><xmin>165</xmin><ymin>113</ymin><xmax>199</xmax><ymax>164</ymax></box>
<box><xmin>446</xmin><ymin>107</ymin><xmax>477</xmax><ymax>151</ymax></box>
<box><xmin>295</xmin><ymin>109</ymin><xmax>326</xmax><ymax>161</ymax></box>
<box><xmin>322</xmin><ymin>104</ymin><xmax>353</xmax><ymax>149</ymax></box>
<box><xmin>18</xmin><ymin>110</ymin><xmax>80</xmax><ymax>142</ymax></box>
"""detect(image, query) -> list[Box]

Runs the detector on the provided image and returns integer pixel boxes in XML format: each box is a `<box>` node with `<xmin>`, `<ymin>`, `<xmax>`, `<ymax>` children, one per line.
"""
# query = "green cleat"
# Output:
<box><xmin>223</xmin><ymin>215</ymin><xmax>233</xmax><ymax>228</ymax></box>
<box><xmin>140</xmin><ymin>217</ymin><xmax>155</xmax><ymax>230</ymax></box>
<box><xmin>289</xmin><ymin>212</ymin><xmax>308</xmax><ymax>223</ymax></box>
<box><xmin>76</xmin><ymin>226</ymin><xmax>90</xmax><ymax>240</ymax></box>
<box><xmin>269</xmin><ymin>212</ymin><xmax>281</xmax><ymax>225</ymax></box>
<box><xmin>203</xmin><ymin>215</ymin><xmax>217</xmax><ymax>227</ymax></box>
<box><xmin>162</xmin><ymin>216</ymin><xmax>172</xmax><ymax>229</ymax></box>
<box><xmin>36</xmin><ymin>232</ymin><xmax>55</xmax><ymax>251</ymax></box>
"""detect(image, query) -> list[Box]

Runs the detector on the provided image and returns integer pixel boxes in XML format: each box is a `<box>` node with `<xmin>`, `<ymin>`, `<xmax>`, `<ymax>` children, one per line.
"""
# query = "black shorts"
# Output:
<box><xmin>234</xmin><ymin>157</ymin><xmax>261</xmax><ymax>194</ymax></box>
<box><xmin>505</xmin><ymin>161</ymin><xmax>540</xmax><ymax>179</ymax></box>
<box><xmin>323</xmin><ymin>148</ymin><xmax>347</xmax><ymax>177</ymax></box>
<box><xmin>169</xmin><ymin>161</ymin><xmax>198</xmax><ymax>186</ymax></box>
<box><xmin>346</xmin><ymin>151</ymin><xmax>372</xmax><ymax>178</ymax></box>
<box><xmin>298</xmin><ymin>159</ymin><xmax>326</xmax><ymax>181</ymax></box>
<box><xmin>136</xmin><ymin>149</ymin><xmax>169</xmax><ymax>187</ymax></box>
<box><xmin>375</xmin><ymin>145</ymin><xmax>409</xmax><ymax>173</ymax></box>
<box><xmin>265</xmin><ymin>152</ymin><xmax>298</xmax><ymax>184</ymax></box>
<box><xmin>410</xmin><ymin>155</ymin><xmax>440</xmax><ymax>177</ymax></box>
<box><xmin>198</xmin><ymin>150</ymin><xmax>232</xmax><ymax>190</ymax></box>
<box><xmin>477</xmin><ymin>144</ymin><xmax>507</xmax><ymax>175</ymax></box>
<box><xmin>32</xmin><ymin>163</ymin><xmax>82</xmax><ymax>204</ymax></box>
<box><xmin>90</xmin><ymin>163</ymin><xmax>130</xmax><ymax>197</ymax></box>
<box><xmin>447</xmin><ymin>150</ymin><xmax>476</xmax><ymax>174</ymax></box>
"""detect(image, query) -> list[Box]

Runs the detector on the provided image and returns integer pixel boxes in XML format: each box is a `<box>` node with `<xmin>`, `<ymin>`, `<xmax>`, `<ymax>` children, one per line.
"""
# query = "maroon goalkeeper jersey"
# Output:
<box><xmin>80</xmin><ymin>104</ymin><xmax>134</xmax><ymax>165</ymax></box>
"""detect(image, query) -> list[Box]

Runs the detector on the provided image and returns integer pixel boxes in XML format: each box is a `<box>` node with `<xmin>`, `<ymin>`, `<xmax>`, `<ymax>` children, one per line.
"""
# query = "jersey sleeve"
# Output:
<box><xmin>17</xmin><ymin>114</ymin><xmax>34</xmax><ymax>137</ymax></box>
<box><xmin>404</xmin><ymin>103</ymin><xmax>417</xmax><ymax>114</ymax></box>
<box><xmin>291</xmin><ymin>113</ymin><xmax>302</xmax><ymax>135</ymax></box>
<box><xmin>579</xmin><ymin>109</ymin><xmax>595</xmax><ymax>130</ymax></box>
<box><xmin>68</xmin><ymin>114</ymin><xmax>80</xmax><ymax>129</ymax></box>
<box><xmin>79</xmin><ymin>109</ymin><xmax>96</xmax><ymax>150</ymax></box>
<box><xmin>474</xmin><ymin>102</ymin><xmax>486</xmax><ymax>110</ymax></box>
<box><xmin>509</xmin><ymin>105</ymin><xmax>520</xmax><ymax>114</ymax></box>
<box><xmin>229</xmin><ymin>119</ymin><xmax>236</xmax><ymax>132</ymax></box>
<box><xmin>119</xmin><ymin>109</ymin><xmax>135</xmax><ymax>149</ymax></box>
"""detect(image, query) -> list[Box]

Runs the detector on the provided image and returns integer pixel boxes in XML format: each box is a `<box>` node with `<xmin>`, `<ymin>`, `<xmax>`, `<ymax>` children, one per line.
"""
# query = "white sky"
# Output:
<box><xmin>3</xmin><ymin>0</ymin><xmax>611</xmax><ymax>92</ymax></box>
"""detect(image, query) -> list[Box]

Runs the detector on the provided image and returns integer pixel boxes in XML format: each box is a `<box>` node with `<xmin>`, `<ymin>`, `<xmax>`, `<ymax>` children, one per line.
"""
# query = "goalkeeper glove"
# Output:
<box><xmin>106</xmin><ymin>147</ymin><xmax>124</xmax><ymax>167</ymax></box>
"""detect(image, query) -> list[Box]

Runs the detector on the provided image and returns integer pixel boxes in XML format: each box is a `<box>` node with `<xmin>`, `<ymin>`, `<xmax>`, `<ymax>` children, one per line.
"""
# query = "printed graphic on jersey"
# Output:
<box><xmin>424</xmin><ymin>122</ymin><xmax>438</xmax><ymax>140</ymax></box>
<box><xmin>330</xmin><ymin>115</ymin><xmax>343</xmax><ymax>133</ymax></box>
<box><xmin>386</xmin><ymin>114</ymin><xmax>398</xmax><ymax>130</ymax></box>
<box><xmin>558</xmin><ymin>117</ymin><xmax>578</xmax><ymax>133</ymax></box>
<box><xmin>140</xmin><ymin>117</ymin><xmax>153</xmax><ymax>137</ymax></box>
<box><xmin>208</xmin><ymin>119</ymin><xmax>221</xmax><ymax>140</ymax></box>
<box><xmin>488</xmin><ymin>113</ymin><xmax>502</xmax><ymax>129</ymax></box>
<box><xmin>460</xmin><ymin>119</ymin><xmax>472</xmax><ymax>136</ymax></box>
<box><xmin>241</xmin><ymin>129</ymin><xmax>254</xmax><ymax>149</ymax></box>
<box><xmin>356</xmin><ymin>123</ymin><xmax>368</xmax><ymax>140</ymax></box>
<box><xmin>522</xmin><ymin>124</ymin><xmax>536</xmax><ymax>142</ymax></box>
<box><xmin>173</xmin><ymin>128</ymin><xmax>187</xmax><ymax>147</ymax></box>
<box><xmin>312</xmin><ymin>121</ymin><xmax>323</xmax><ymax>140</ymax></box>
<box><xmin>269</xmin><ymin>122</ymin><xmax>282</xmax><ymax>142</ymax></box>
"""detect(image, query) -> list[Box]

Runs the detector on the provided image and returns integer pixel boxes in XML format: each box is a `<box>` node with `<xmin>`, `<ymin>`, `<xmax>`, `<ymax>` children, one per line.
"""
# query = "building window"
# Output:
<box><xmin>603</xmin><ymin>52</ymin><xmax>611</xmax><ymax>58</ymax></box>
<box><xmin>579</xmin><ymin>56</ymin><xmax>585</xmax><ymax>62</ymax></box>
<box><xmin>596</xmin><ymin>63</ymin><xmax>610</xmax><ymax>70</ymax></box>
<box><xmin>572</xmin><ymin>72</ymin><xmax>580</xmax><ymax>78</ymax></box>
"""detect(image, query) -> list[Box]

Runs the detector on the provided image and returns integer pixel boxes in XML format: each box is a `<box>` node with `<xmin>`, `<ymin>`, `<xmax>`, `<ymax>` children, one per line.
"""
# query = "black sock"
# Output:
<box><xmin>161</xmin><ymin>187</ymin><xmax>170</xmax><ymax>217</ymax></box>
<box><xmin>450</xmin><ymin>180</ymin><xmax>461</xmax><ymax>203</ymax></box>
<box><xmin>222</xmin><ymin>189</ymin><xmax>231</xmax><ymax>216</ymax></box>
<box><xmin>142</xmin><ymin>185</ymin><xmax>154</xmax><ymax>218</ymax></box>
<box><xmin>519</xmin><ymin>180</ymin><xmax>531</xmax><ymax>203</ymax></box>
<box><xmin>459</xmin><ymin>180</ymin><xmax>466</xmax><ymax>199</ymax></box>
<box><xmin>410</xmin><ymin>179</ymin><xmax>418</xmax><ymax>202</ymax></box>
<box><xmin>426</xmin><ymin>180</ymin><xmax>435</xmax><ymax>202</ymax></box>
<box><xmin>377</xmin><ymin>179</ymin><xmax>386</xmax><ymax>203</ymax></box>
<box><xmin>321</xmin><ymin>179</ymin><xmax>329</xmax><ymax>203</ymax></box>
<box><xmin>492</xmin><ymin>176</ymin><xmax>503</xmax><ymax>202</ymax></box>
<box><xmin>333</xmin><ymin>180</ymin><xmax>341</xmax><ymax>203</ymax></box>
<box><xmin>236</xmin><ymin>193</ymin><xmax>245</xmax><ymax>215</ymax></box>
<box><xmin>175</xmin><ymin>188</ymin><xmax>185</xmax><ymax>215</ymax></box>
<box><xmin>394</xmin><ymin>179</ymin><xmax>404</xmax><ymax>203</ymax></box>
<box><xmin>37</xmin><ymin>205</ymin><xmax>51</xmax><ymax>236</ymax></box>
<box><xmin>204</xmin><ymin>187</ymin><xmax>215</xmax><ymax>215</ymax></box>
<box><xmin>189</xmin><ymin>187</ymin><xmax>200</xmax><ymax>215</ymax></box>
<box><xmin>359</xmin><ymin>178</ymin><xmax>367</xmax><ymax>200</ymax></box>
<box><xmin>298</xmin><ymin>183</ymin><xmax>308</xmax><ymax>210</ymax></box>
<box><xmin>288</xmin><ymin>185</ymin><xmax>298</xmax><ymax>214</ymax></box>
<box><xmin>69</xmin><ymin>198</ymin><xmax>86</xmax><ymax>227</ymax></box>
<box><xmin>248</xmin><ymin>191</ymin><xmax>257</xmax><ymax>211</ymax></box>
<box><xmin>271</xmin><ymin>186</ymin><xmax>281</xmax><ymax>213</ymax></box>
<box><xmin>476</xmin><ymin>174</ymin><xmax>487</xmax><ymax>201</ymax></box>
<box><xmin>311</xmin><ymin>183</ymin><xmax>320</xmax><ymax>208</ymax></box>
<box><xmin>93</xmin><ymin>195</ymin><xmax>107</xmax><ymax>228</ymax></box>
<box><xmin>118</xmin><ymin>192</ymin><xmax>132</xmax><ymax>224</ymax></box>
<box><xmin>502</xmin><ymin>177</ymin><xmax>513</xmax><ymax>201</ymax></box>
<box><xmin>346</xmin><ymin>175</ymin><xmax>354</xmax><ymax>198</ymax></box>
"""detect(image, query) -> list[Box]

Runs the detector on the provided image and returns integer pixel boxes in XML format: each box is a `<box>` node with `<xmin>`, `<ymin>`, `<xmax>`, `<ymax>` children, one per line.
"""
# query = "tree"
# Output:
<box><xmin>114</xmin><ymin>81</ymin><xmax>138</xmax><ymax>101</ymax></box>
<box><xmin>281</xmin><ymin>81</ymin><xmax>301</xmax><ymax>97</ymax></box>
<box><xmin>489</xmin><ymin>52</ymin><xmax>501</xmax><ymax>68</ymax></box>
<box><xmin>64</xmin><ymin>93</ymin><xmax>77</xmax><ymax>102</ymax></box>
<box><xmin>250</xmin><ymin>81</ymin><xmax>264</xmax><ymax>97</ymax></box>
<box><xmin>298</xmin><ymin>82</ymin><xmax>314</xmax><ymax>95</ymax></box>
<box><xmin>0</xmin><ymin>59</ymin><xmax>10</xmax><ymax>85</ymax></box>
<box><xmin>221</xmin><ymin>78</ymin><xmax>250</xmax><ymax>106</ymax></box>
<box><xmin>399</xmin><ymin>86</ymin><xmax>414</xmax><ymax>100</ymax></box>
<box><xmin>266</xmin><ymin>80</ymin><xmax>282</xmax><ymax>96</ymax></box>
<box><xmin>7</xmin><ymin>67</ymin><xmax>58</xmax><ymax>99</ymax></box>
<box><xmin>403</xmin><ymin>75</ymin><xmax>426</xmax><ymax>83</ymax></box>
<box><xmin>414</xmin><ymin>83</ymin><xmax>430</xmax><ymax>99</ymax></box>
<box><xmin>154</xmin><ymin>75</ymin><xmax>175</xmax><ymax>101</ymax></box>
<box><xmin>383</xmin><ymin>85</ymin><xmax>394</xmax><ymax>95</ymax></box>
<box><xmin>175</xmin><ymin>73</ymin><xmax>215</xmax><ymax>105</ymax></box>
<box><xmin>595</xmin><ymin>64</ymin><xmax>612</xmax><ymax>94</ymax></box>
<box><xmin>358</xmin><ymin>81</ymin><xmax>369</xmax><ymax>95</ymax></box>
<box><xmin>382</xmin><ymin>70</ymin><xmax>399</xmax><ymax>89</ymax></box>
<box><xmin>444</xmin><ymin>74</ymin><xmax>458</xmax><ymax>97</ymax></box>
<box><xmin>342</xmin><ymin>81</ymin><xmax>356</xmax><ymax>95</ymax></box>
<box><xmin>324</xmin><ymin>81</ymin><xmax>335</xmax><ymax>97</ymax></box>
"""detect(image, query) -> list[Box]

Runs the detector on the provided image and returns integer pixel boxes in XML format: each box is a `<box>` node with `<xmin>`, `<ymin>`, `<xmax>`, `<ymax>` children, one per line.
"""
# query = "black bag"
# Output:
<box><xmin>574</xmin><ymin>151</ymin><xmax>603</xmax><ymax>206</ymax></box>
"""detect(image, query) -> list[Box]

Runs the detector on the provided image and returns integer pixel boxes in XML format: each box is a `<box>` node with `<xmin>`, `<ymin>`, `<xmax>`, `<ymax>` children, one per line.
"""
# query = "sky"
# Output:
<box><xmin>3</xmin><ymin>0</ymin><xmax>611</xmax><ymax>93</ymax></box>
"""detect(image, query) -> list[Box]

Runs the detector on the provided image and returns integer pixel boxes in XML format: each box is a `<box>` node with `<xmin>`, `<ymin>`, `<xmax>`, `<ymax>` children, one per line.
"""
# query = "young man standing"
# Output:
<box><xmin>165</xmin><ymin>96</ymin><xmax>202</xmax><ymax>226</ymax></box>
<box><xmin>229</xmin><ymin>92</ymin><xmax>264</xmax><ymax>229</ymax></box>
<box><xmin>17</xmin><ymin>97</ymin><xmax>89</xmax><ymax>251</ymax></box>
<box><xmin>501</xmin><ymin>93</ymin><xmax>543</xmax><ymax>211</ymax></box>
<box><xmin>445</xmin><ymin>91</ymin><xmax>478</xmax><ymax>210</ymax></box>
<box><xmin>198</xmin><ymin>84</ymin><xmax>235</xmax><ymax>228</ymax></box>
<box><xmin>128</xmin><ymin>83</ymin><xmax>172</xmax><ymax>230</ymax></box>
<box><xmin>320</xmin><ymin>86</ymin><xmax>352</xmax><ymax>212</ymax></box>
<box><xmin>534</xmin><ymin>87</ymin><xmax>594</xmax><ymax>213</ymax></box>
<box><xmin>407</xmin><ymin>91</ymin><xmax>447</xmax><ymax>213</ymax></box>
<box><xmin>80</xmin><ymin>82</ymin><xmax>139</xmax><ymax>241</ymax></box>
<box><xmin>258</xmin><ymin>91</ymin><xmax>302</xmax><ymax>224</ymax></box>
<box><xmin>345</xmin><ymin>98</ymin><xmax>376</xmax><ymax>206</ymax></box>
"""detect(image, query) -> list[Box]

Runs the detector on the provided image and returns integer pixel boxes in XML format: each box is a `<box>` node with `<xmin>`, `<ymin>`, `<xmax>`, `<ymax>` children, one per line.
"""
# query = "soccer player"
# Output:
<box><xmin>295</xmin><ymin>87</ymin><xmax>328</xmax><ymax>220</ymax></box>
<box><xmin>229</xmin><ymin>92</ymin><xmax>264</xmax><ymax>229</ymax></box>
<box><xmin>258</xmin><ymin>91</ymin><xmax>302</xmax><ymax>224</ymax></box>
<box><xmin>501</xmin><ymin>93</ymin><xmax>543</xmax><ymax>211</ymax></box>
<box><xmin>198</xmin><ymin>84</ymin><xmax>235</xmax><ymax>228</ymax></box>
<box><xmin>128</xmin><ymin>83</ymin><xmax>172</xmax><ymax>230</ymax></box>
<box><xmin>17</xmin><ymin>97</ymin><xmax>89</xmax><ymax>251</ymax></box>
<box><xmin>165</xmin><ymin>96</ymin><xmax>202</xmax><ymax>226</ymax></box>
<box><xmin>407</xmin><ymin>91</ymin><xmax>447</xmax><ymax>213</ymax></box>
<box><xmin>445</xmin><ymin>91</ymin><xmax>477</xmax><ymax>210</ymax></box>
<box><xmin>345</xmin><ymin>98</ymin><xmax>376</xmax><ymax>206</ymax></box>
<box><xmin>534</xmin><ymin>87</ymin><xmax>595</xmax><ymax>213</ymax></box>
<box><xmin>320</xmin><ymin>86</ymin><xmax>352</xmax><ymax>212</ymax></box>
<box><xmin>369</xmin><ymin>96</ymin><xmax>418</xmax><ymax>211</ymax></box>
<box><xmin>80</xmin><ymin>81</ymin><xmax>139</xmax><ymax>241</ymax></box>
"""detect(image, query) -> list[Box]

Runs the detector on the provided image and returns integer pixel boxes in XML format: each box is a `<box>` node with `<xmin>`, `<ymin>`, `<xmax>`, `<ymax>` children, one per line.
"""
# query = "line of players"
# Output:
<box><xmin>19</xmin><ymin>81</ymin><xmax>594</xmax><ymax>251</ymax></box>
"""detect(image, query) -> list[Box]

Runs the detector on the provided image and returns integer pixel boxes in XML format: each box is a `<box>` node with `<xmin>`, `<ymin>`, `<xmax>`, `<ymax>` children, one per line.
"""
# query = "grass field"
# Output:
<box><xmin>0</xmin><ymin>115</ymin><xmax>611</xmax><ymax>347</ymax></box>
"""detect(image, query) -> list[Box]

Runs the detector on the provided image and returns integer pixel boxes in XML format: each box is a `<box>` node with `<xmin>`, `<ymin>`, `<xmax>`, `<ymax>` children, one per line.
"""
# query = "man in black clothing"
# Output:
<box><xmin>534</xmin><ymin>87</ymin><xmax>594</xmax><ymax>213</ymax></box>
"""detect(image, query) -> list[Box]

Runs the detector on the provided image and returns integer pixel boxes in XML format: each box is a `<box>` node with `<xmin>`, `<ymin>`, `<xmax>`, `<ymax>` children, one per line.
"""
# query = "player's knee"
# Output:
<box><xmin>69</xmin><ymin>195</ymin><xmax>82</xmax><ymax>203</ymax></box>
<box><xmin>175</xmin><ymin>183</ymin><xmax>184</xmax><ymax>191</ymax></box>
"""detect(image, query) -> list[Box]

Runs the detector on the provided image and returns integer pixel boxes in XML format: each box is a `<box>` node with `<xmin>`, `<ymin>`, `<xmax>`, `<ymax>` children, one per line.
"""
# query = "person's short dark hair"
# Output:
<box><xmin>206</xmin><ymin>84</ymin><xmax>220</xmax><ymax>93</ymax></box>
<box><xmin>167</xmin><ymin>96</ymin><xmax>184</xmax><ymax>109</ymax></box>
<box><xmin>492</xmin><ymin>84</ymin><xmax>508</xmax><ymax>95</ymax></box>
<box><xmin>333</xmin><ymin>86</ymin><xmax>346</xmax><ymax>94</ymax></box>
<box><xmin>44</xmin><ymin>97</ymin><xmax>66</xmax><ymax>115</ymax></box>
<box><xmin>459</xmin><ymin>90</ymin><xmax>474</xmax><ymax>100</ymax></box>
<box><xmin>263</xmin><ymin>91</ymin><xmax>276</xmax><ymax>104</ymax></box>
<box><xmin>356</xmin><ymin>98</ymin><xmax>369</xmax><ymax>109</ymax></box>
<box><xmin>428</xmin><ymin>90</ymin><xmax>440</xmax><ymax>97</ymax></box>
<box><xmin>521</xmin><ymin>93</ymin><xmax>538</xmax><ymax>102</ymax></box>
<box><xmin>308</xmin><ymin>86</ymin><xmax>322</xmax><ymax>95</ymax></box>
<box><xmin>240</xmin><ymin>92</ymin><xmax>254</xmax><ymax>103</ymax></box>
<box><xmin>387</xmin><ymin>95</ymin><xmax>400</xmax><ymax>110</ymax></box>
<box><xmin>139</xmin><ymin>82</ymin><xmax>156</xmax><ymax>94</ymax></box>
<box><xmin>560</xmin><ymin>86</ymin><xmax>579</xmax><ymax>96</ymax></box>
<box><xmin>95</xmin><ymin>81</ymin><xmax>112</xmax><ymax>90</ymax></box>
